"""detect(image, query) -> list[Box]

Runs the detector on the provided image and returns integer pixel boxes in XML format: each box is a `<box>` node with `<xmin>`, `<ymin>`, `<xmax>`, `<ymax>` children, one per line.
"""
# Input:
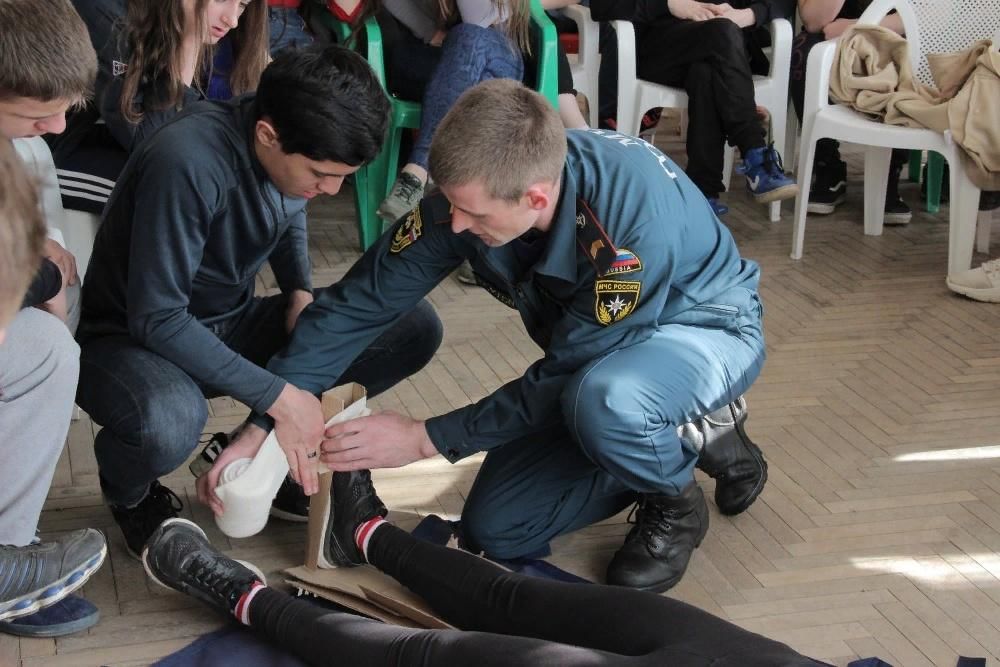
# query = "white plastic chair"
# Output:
<box><xmin>791</xmin><ymin>0</ymin><xmax>1000</xmax><ymax>274</ymax></box>
<box><xmin>612</xmin><ymin>17</ymin><xmax>793</xmax><ymax>223</ymax></box>
<box><xmin>12</xmin><ymin>137</ymin><xmax>101</xmax><ymax>281</ymax></box>
<box><xmin>563</xmin><ymin>4</ymin><xmax>600</xmax><ymax>127</ymax></box>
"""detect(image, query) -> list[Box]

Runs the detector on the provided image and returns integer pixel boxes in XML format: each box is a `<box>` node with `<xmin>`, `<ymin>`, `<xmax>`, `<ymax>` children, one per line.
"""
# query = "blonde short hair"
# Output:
<box><xmin>0</xmin><ymin>138</ymin><xmax>44</xmax><ymax>329</ymax></box>
<box><xmin>429</xmin><ymin>79</ymin><xmax>566</xmax><ymax>202</ymax></box>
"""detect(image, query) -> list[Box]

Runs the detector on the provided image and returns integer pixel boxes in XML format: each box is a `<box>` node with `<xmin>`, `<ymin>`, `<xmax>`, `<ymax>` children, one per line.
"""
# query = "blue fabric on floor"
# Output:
<box><xmin>153</xmin><ymin>627</ymin><xmax>307</xmax><ymax>667</ymax></box>
<box><xmin>411</xmin><ymin>515</ymin><xmax>592</xmax><ymax>584</ymax></box>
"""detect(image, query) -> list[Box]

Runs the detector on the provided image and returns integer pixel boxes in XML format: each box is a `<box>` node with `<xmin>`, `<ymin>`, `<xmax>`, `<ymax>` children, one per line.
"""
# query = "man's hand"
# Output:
<box><xmin>267</xmin><ymin>384</ymin><xmax>325</xmax><ymax>495</ymax></box>
<box><xmin>196</xmin><ymin>423</ymin><xmax>269</xmax><ymax>516</ymax></box>
<box><xmin>285</xmin><ymin>289</ymin><xmax>314</xmax><ymax>333</ymax></box>
<box><xmin>44</xmin><ymin>239</ymin><xmax>78</xmax><ymax>287</ymax></box>
<box><xmin>823</xmin><ymin>17</ymin><xmax>857</xmax><ymax>40</ymax></box>
<box><xmin>667</xmin><ymin>0</ymin><xmax>720</xmax><ymax>22</ymax></box>
<box><xmin>719</xmin><ymin>7</ymin><xmax>755</xmax><ymax>28</ymax></box>
<box><xmin>321</xmin><ymin>412</ymin><xmax>438</xmax><ymax>471</ymax></box>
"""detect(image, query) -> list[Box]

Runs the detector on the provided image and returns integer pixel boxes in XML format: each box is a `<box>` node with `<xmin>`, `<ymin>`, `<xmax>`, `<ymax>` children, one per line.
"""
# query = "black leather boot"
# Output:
<box><xmin>605</xmin><ymin>481</ymin><xmax>709</xmax><ymax>593</ymax></box>
<box><xmin>684</xmin><ymin>397</ymin><xmax>768</xmax><ymax>516</ymax></box>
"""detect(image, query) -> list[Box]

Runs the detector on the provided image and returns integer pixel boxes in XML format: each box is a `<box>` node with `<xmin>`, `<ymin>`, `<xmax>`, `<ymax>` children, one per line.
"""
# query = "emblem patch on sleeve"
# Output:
<box><xmin>594</xmin><ymin>280</ymin><xmax>641</xmax><ymax>326</ymax></box>
<box><xmin>606</xmin><ymin>248</ymin><xmax>642</xmax><ymax>275</ymax></box>
<box><xmin>390</xmin><ymin>208</ymin><xmax>423</xmax><ymax>254</ymax></box>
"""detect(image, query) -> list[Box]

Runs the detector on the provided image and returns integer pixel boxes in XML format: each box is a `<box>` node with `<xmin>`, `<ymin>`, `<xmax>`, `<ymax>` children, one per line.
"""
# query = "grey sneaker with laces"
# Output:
<box><xmin>377</xmin><ymin>172</ymin><xmax>425</xmax><ymax>224</ymax></box>
<box><xmin>0</xmin><ymin>528</ymin><xmax>107</xmax><ymax>621</ymax></box>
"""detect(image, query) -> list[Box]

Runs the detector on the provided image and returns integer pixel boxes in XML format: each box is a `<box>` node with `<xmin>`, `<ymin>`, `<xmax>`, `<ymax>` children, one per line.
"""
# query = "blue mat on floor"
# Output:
<box><xmin>154</xmin><ymin>516</ymin><xmax>588</xmax><ymax>666</ymax></box>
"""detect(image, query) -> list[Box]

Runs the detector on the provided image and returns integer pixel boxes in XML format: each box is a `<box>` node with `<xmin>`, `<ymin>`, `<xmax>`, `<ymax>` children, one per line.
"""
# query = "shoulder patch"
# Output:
<box><xmin>606</xmin><ymin>248</ymin><xmax>642</xmax><ymax>275</ymax></box>
<box><xmin>575</xmin><ymin>198</ymin><xmax>618</xmax><ymax>276</ymax></box>
<box><xmin>594</xmin><ymin>279</ymin><xmax>641</xmax><ymax>326</ymax></box>
<box><xmin>390</xmin><ymin>207</ymin><xmax>422</xmax><ymax>254</ymax></box>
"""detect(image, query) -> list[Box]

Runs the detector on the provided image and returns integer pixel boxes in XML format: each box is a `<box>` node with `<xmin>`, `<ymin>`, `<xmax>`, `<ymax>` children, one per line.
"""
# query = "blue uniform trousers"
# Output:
<box><xmin>461</xmin><ymin>296</ymin><xmax>765</xmax><ymax>559</ymax></box>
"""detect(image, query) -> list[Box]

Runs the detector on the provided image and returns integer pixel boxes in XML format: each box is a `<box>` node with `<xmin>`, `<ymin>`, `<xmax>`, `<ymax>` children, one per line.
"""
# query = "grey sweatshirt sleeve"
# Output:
<box><xmin>268</xmin><ymin>209</ymin><xmax>312</xmax><ymax>294</ymax></box>
<box><xmin>456</xmin><ymin>0</ymin><xmax>503</xmax><ymax>26</ymax></box>
<box><xmin>384</xmin><ymin>0</ymin><xmax>438</xmax><ymax>42</ymax></box>
<box><xmin>125</xmin><ymin>147</ymin><xmax>286</xmax><ymax>413</ymax></box>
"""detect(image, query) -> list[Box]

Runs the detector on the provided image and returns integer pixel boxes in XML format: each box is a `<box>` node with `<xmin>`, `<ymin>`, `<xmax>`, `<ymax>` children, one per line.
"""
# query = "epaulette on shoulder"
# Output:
<box><xmin>420</xmin><ymin>188</ymin><xmax>453</xmax><ymax>225</ymax></box>
<box><xmin>575</xmin><ymin>198</ymin><xmax>618</xmax><ymax>277</ymax></box>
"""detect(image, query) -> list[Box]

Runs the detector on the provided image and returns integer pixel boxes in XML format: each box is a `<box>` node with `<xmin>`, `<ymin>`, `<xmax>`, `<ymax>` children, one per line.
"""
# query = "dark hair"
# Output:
<box><xmin>255</xmin><ymin>44</ymin><xmax>389</xmax><ymax>166</ymax></box>
<box><xmin>0</xmin><ymin>0</ymin><xmax>97</xmax><ymax>103</ymax></box>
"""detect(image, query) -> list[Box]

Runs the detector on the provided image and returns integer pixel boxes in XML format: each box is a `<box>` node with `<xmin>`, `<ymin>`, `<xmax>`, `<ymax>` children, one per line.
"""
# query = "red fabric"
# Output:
<box><xmin>560</xmin><ymin>33</ymin><xmax>579</xmax><ymax>55</ymax></box>
<box><xmin>327</xmin><ymin>1</ymin><xmax>362</xmax><ymax>22</ymax></box>
<box><xmin>268</xmin><ymin>0</ymin><xmax>301</xmax><ymax>7</ymax></box>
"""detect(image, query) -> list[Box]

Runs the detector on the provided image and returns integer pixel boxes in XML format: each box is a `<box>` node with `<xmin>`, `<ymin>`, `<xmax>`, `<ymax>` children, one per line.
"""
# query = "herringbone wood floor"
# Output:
<box><xmin>8</xmin><ymin>139</ymin><xmax>1000</xmax><ymax>666</ymax></box>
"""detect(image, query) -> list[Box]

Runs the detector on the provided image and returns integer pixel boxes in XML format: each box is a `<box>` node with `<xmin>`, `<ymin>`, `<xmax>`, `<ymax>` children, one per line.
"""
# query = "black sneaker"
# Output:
<box><xmin>110</xmin><ymin>481</ymin><xmax>183</xmax><ymax>560</ymax></box>
<box><xmin>884</xmin><ymin>157</ymin><xmax>912</xmax><ymax>225</ymax></box>
<box><xmin>269</xmin><ymin>476</ymin><xmax>309</xmax><ymax>523</ymax></box>
<box><xmin>0</xmin><ymin>529</ymin><xmax>107</xmax><ymax>622</ymax></box>
<box><xmin>143</xmin><ymin>518</ymin><xmax>260</xmax><ymax>618</ymax></box>
<box><xmin>189</xmin><ymin>432</ymin><xmax>230</xmax><ymax>478</ymax></box>
<box><xmin>806</xmin><ymin>159</ymin><xmax>847</xmax><ymax>214</ymax></box>
<box><xmin>605</xmin><ymin>481</ymin><xmax>709</xmax><ymax>593</ymax></box>
<box><xmin>321</xmin><ymin>471</ymin><xmax>388</xmax><ymax>568</ymax></box>
<box><xmin>687</xmin><ymin>397</ymin><xmax>768</xmax><ymax>516</ymax></box>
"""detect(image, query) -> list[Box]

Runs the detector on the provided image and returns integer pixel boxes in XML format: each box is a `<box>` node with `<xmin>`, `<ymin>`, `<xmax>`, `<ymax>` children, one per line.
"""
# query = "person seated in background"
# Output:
<box><xmin>75</xmin><ymin>44</ymin><xmax>443</xmax><ymax>561</ymax></box>
<box><xmin>0</xmin><ymin>0</ymin><xmax>108</xmax><ymax>639</ymax></box>
<box><xmin>143</xmin><ymin>471</ymin><xmax>827</xmax><ymax>667</ymax></box>
<box><xmin>586</xmin><ymin>0</ymin><xmax>797</xmax><ymax>217</ymax></box>
<box><xmin>327</xmin><ymin>0</ymin><xmax>533</xmax><ymax>225</ymax></box>
<box><xmin>792</xmin><ymin>0</ymin><xmax>911</xmax><ymax>223</ymax></box>
<box><xmin>47</xmin><ymin>0</ymin><xmax>269</xmax><ymax>214</ymax></box>
<box><xmin>268</xmin><ymin>0</ymin><xmax>315</xmax><ymax>53</ymax></box>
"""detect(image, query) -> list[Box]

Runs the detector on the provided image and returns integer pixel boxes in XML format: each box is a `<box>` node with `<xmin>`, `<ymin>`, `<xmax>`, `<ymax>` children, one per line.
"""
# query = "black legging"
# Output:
<box><xmin>248</xmin><ymin>524</ymin><xmax>827</xmax><ymax>666</ymax></box>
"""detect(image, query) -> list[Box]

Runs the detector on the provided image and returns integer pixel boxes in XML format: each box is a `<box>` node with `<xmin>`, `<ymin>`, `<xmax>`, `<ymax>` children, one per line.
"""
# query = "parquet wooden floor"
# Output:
<box><xmin>7</xmin><ymin>140</ymin><xmax>1000</xmax><ymax>666</ymax></box>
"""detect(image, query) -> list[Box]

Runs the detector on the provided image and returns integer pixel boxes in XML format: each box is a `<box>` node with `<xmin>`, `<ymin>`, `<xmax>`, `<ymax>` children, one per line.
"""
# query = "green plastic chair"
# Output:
<box><xmin>318</xmin><ymin>1</ymin><xmax>560</xmax><ymax>250</ymax></box>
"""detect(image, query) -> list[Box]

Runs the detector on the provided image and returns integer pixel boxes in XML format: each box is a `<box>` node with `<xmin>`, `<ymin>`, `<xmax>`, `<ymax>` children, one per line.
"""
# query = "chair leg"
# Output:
<box><xmin>722</xmin><ymin>145</ymin><xmax>734</xmax><ymax>193</ymax></box>
<box><xmin>948</xmin><ymin>166</ymin><xmax>980</xmax><ymax>275</ymax></box>
<box><xmin>791</xmin><ymin>130</ymin><xmax>818</xmax><ymax>260</ymax></box>
<box><xmin>863</xmin><ymin>146</ymin><xmax>892</xmax><ymax>236</ymax></box>
<box><xmin>926</xmin><ymin>151</ymin><xmax>945</xmax><ymax>214</ymax></box>
<box><xmin>976</xmin><ymin>209</ymin><xmax>994</xmax><ymax>255</ymax></box>
<box><xmin>768</xmin><ymin>102</ymin><xmax>788</xmax><ymax>224</ymax></box>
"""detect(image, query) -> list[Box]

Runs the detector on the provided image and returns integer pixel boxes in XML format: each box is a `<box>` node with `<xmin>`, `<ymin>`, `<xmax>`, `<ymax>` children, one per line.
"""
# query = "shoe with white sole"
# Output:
<box><xmin>947</xmin><ymin>259</ymin><xmax>1000</xmax><ymax>303</ymax></box>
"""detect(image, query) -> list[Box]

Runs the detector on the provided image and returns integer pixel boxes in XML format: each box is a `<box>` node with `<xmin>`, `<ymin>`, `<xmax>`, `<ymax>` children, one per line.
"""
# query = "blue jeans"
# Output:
<box><xmin>409</xmin><ymin>23</ymin><xmax>523</xmax><ymax>169</ymax></box>
<box><xmin>268</xmin><ymin>6</ymin><xmax>313</xmax><ymax>55</ymax></box>
<box><xmin>461</xmin><ymin>290</ymin><xmax>766</xmax><ymax>559</ymax></box>
<box><xmin>77</xmin><ymin>296</ymin><xmax>442</xmax><ymax>506</ymax></box>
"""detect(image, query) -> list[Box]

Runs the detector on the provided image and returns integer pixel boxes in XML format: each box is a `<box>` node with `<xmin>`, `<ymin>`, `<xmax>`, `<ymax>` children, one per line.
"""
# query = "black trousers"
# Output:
<box><xmin>249</xmin><ymin>524</ymin><xmax>827</xmax><ymax>666</ymax></box>
<box><xmin>636</xmin><ymin>18</ymin><xmax>766</xmax><ymax>198</ymax></box>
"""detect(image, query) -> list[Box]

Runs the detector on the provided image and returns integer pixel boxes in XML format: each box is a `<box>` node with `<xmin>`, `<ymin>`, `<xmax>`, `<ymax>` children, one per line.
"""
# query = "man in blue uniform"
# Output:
<box><xmin>211</xmin><ymin>79</ymin><xmax>769</xmax><ymax>592</ymax></box>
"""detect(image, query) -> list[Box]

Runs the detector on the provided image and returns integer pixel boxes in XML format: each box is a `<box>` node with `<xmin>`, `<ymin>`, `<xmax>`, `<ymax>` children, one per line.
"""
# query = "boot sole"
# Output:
<box><xmin>0</xmin><ymin>542</ymin><xmax>108</xmax><ymax>622</ymax></box>
<box><xmin>806</xmin><ymin>194</ymin><xmax>846</xmax><ymax>215</ymax></box>
<box><xmin>751</xmin><ymin>183</ymin><xmax>799</xmax><ymax>205</ymax></box>
<box><xmin>717</xmin><ymin>427</ymin><xmax>768</xmax><ymax>516</ymax></box>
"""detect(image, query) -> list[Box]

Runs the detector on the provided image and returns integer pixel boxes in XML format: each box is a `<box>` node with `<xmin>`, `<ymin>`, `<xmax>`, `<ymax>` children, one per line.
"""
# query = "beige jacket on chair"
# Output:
<box><xmin>829</xmin><ymin>24</ymin><xmax>1000</xmax><ymax>190</ymax></box>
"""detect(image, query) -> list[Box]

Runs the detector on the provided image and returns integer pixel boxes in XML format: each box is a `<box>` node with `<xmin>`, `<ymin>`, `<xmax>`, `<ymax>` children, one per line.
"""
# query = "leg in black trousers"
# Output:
<box><xmin>248</xmin><ymin>524</ymin><xmax>825</xmax><ymax>666</ymax></box>
<box><xmin>636</xmin><ymin>18</ymin><xmax>765</xmax><ymax>199</ymax></box>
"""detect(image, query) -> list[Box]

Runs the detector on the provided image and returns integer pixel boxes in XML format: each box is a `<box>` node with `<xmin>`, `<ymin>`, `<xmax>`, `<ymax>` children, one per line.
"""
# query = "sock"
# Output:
<box><xmin>233</xmin><ymin>580</ymin><xmax>266</xmax><ymax>626</ymax></box>
<box><xmin>354</xmin><ymin>517</ymin><xmax>387</xmax><ymax>563</ymax></box>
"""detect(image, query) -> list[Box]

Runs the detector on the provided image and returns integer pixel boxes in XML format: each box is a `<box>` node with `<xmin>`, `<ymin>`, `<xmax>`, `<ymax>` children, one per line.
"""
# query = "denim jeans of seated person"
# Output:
<box><xmin>77</xmin><ymin>295</ymin><xmax>443</xmax><ymax>507</ymax></box>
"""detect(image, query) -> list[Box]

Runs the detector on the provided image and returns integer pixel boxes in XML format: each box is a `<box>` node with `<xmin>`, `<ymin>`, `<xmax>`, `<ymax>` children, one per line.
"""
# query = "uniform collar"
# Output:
<box><xmin>530</xmin><ymin>164</ymin><xmax>579</xmax><ymax>284</ymax></box>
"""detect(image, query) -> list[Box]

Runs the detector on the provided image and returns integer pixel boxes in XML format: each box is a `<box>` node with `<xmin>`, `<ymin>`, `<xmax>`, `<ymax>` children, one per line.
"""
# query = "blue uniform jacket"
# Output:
<box><xmin>264</xmin><ymin>129</ymin><xmax>761</xmax><ymax>461</ymax></box>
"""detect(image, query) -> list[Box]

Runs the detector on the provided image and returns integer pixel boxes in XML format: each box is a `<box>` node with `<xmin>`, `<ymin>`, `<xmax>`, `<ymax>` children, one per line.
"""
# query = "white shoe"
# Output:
<box><xmin>946</xmin><ymin>259</ymin><xmax>1000</xmax><ymax>303</ymax></box>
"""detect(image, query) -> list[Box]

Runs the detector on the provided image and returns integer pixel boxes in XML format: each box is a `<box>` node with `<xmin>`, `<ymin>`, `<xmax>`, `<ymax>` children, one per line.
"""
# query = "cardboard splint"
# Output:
<box><xmin>286</xmin><ymin>383</ymin><xmax>454</xmax><ymax>630</ymax></box>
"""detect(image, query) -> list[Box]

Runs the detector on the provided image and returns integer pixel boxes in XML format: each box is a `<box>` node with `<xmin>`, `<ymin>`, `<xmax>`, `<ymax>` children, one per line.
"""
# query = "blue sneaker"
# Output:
<box><xmin>738</xmin><ymin>144</ymin><xmax>798</xmax><ymax>204</ymax></box>
<box><xmin>0</xmin><ymin>528</ymin><xmax>107</xmax><ymax>621</ymax></box>
<box><xmin>707</xmin><ymin>198</ymin><xmax>729</xmax><ymax>216</ymax></box>
<box><xmin>0</xmin><ymin>595</ymin><xmax>99</xmax><ymax>637</ymax></box>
